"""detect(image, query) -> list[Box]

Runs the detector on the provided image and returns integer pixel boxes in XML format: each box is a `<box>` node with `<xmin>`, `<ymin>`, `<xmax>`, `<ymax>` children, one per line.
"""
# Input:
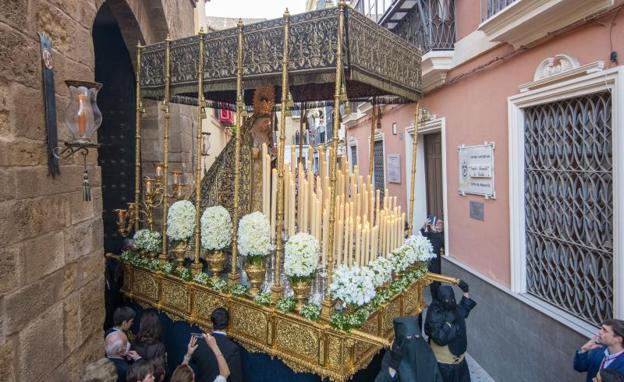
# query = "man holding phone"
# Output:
<box><xmin>574</xmin><ymin>319</ymin><xmax>624</xmax><ymax>382</ymax></box>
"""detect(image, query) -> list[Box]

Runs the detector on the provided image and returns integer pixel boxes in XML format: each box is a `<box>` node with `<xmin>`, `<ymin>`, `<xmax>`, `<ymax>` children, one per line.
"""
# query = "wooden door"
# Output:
<box><xmin>424</xmin><ymin>133</ymin><xmax>443</xmax><ymax>219</ymax></box>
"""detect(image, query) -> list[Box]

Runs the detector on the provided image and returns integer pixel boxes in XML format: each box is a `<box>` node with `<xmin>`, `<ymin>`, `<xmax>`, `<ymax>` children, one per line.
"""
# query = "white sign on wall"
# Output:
<box><xmin>387</xmin><ymin>154</ymin><xmax>401</xmax><ymax>183</ymax></box>
<box><xmin>458</xmin><ymin>142</ymin><xmax>495</xmax><ymax>198</ymax></box>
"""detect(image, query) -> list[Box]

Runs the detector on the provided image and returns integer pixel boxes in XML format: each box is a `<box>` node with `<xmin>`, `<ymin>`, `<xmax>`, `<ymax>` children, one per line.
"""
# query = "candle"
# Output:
<box><xmin>355</xmin><ymin>223</ymin><xmax>362</xmax><ymax>266</ymax></box>
<box><xmin>362</xmin><ymin>223</ymin><xmax>368</xmax><ymax>265</ymax></box>
<box><xmin>290</xmin><ymin>180</ymin><xmax>296</xmax><ymax>235</ymax></box>
<box><xmin>308</xmin><ymin>145</ymin><xmax>314</xmax><ymax>172</ymax></box>
<box><xmin>298</xmin><ymin>166</ymin><xmax>304</xmax><ymax>229</ymax></box>
<box><xmin>372</xmin><ymin>225</ymin><xmax>378</xmax><ymax>259</ymax></box>
<box><xmin>77</xmin><ymin>94</ymin><xmax>88</xmax><ymax>136</ymax></box>
<box><xmin>291</xmin><ymin>145</ymin><xmax>296</xmax><ymax>168</ymax></box>
<box><xmin>155</xmin><ymin>163</ymin><xmax>164</xmax><ymax>179</ymax></box>
<box><xmin>171</xmin><ymin>171</ymin><xmax>182</xmax><ymax>186</ymax></box>
<box><xmin>262</xmin><ymin>144</ymin><xmax>269</xmax><ymax>216</ymax></box>
<box><xmin>271</xmin><ymin>168</ymin><xmax>277</xmax><ymax>240</ymax></box>
<box><xmin>144</xmin><ymin>177</ymin><xmax>154</xmax><ymax>195</ymax></box>
<box><xmin>346</xmin><ymin>217</ymin><xmax>353</xmax><ymax>266</ymax></box>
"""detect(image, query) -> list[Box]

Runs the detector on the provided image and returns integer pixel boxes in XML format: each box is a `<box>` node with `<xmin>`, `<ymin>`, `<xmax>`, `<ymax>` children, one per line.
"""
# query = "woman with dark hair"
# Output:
<box><xmin>132</xmin><ymin>311</ymin><xmax>166</xmax><ymax>363</ymax></box>
<box><xmin>126</xmin><ymin>360</ymin><xmax>154</xmax><ymax>382</ymax></box>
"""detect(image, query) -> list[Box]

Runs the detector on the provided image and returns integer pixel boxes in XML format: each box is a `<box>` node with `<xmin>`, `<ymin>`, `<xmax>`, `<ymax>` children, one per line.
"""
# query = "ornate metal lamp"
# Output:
<box><xmin>54</xmin><ymin>80</ymin><xmax>103</xmax><ymax>201</ymax></box>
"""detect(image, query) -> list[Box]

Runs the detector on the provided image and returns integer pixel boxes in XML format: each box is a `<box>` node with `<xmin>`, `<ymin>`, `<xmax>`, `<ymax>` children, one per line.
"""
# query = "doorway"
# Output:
<box><xmin>93</xmin><ymin>3</ymin><xmax>136</xmax><ymax>254</ymax></box>
<box><xmin>424</xmin><ymin>132</ymin><xmax>443</xmax><ymax>219</ymax></box>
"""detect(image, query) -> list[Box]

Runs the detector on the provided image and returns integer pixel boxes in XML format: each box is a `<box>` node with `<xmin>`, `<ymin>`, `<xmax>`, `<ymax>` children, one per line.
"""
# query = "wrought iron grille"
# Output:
<box><xmin>374</xmin><ymin>140</ymin><xmax>385</xmax><ymax>195</ymax></box>
<box><xmin>524</xmin><ymin>92</ymin><xmax>613</xmax><ymax>326</ymax></box>
<box><xmin>351</xmin><ymin>145</ymin><xmax>358</xmax><ymax>166</ymax></box>
<box><xmin>480</xmin><ymin>0</ymin><xmax>516</xmax><ymax>21</ymax></box>
<box><xmin>394</xmin><ymin>0</ymin><xmax>455</xmax><ymax>51</ymax></box>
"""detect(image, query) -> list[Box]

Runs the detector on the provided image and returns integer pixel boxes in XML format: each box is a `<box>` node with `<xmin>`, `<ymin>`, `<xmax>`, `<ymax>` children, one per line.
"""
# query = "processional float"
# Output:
<box><xmin>114</xmin><ymin>2</ymin><xmax>457</xmax><ymax>380</ymax></box>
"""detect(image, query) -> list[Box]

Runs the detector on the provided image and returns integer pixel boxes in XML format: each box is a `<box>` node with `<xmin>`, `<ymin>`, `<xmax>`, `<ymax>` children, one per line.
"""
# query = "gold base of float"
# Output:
<box><xmin>119</xmin><ymin>259</ymin><xmax>456</xmax><ymax>381</ymax></box>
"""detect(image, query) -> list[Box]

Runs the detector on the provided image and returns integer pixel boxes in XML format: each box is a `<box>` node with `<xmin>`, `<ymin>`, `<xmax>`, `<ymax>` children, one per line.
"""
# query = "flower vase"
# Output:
<box><xmin>291</xmin><ymin>278</ymin><xmax>312</xmax><ymax>312</ymax></box>
<box><xmin>393</xmin><ymin>271</ymin><xmax>404</xmax><ymax>281</ymax></box>
<box><xmin>245</xmin><ymin>256</ymin><xmax>266</xmax><ymax>297</ymax></box>
<box><xmin>173</xmin><ymin>241</ymin><xmax>188</xmax><ymax>273</ymax></box>
<box><xmin>207</xmin><ymin>250</ymin><xmax>225</xmax><ymax>282</ymax></box>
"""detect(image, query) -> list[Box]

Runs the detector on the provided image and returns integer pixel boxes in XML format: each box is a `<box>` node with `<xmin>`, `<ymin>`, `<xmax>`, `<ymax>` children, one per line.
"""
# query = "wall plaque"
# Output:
<box><xmin>458</xmin><ymin>142</ymin><xmax>495</xmax><ymax>198</ymax></box>
<box><xmin>387</xmin><ymin>154</ymin><xmax>401</xmax><ymax>183</ymax></box>
<box><xmin>469</xmin><ymin>201</ymin><xmax>484</xmax><ymax>221</ymax></box>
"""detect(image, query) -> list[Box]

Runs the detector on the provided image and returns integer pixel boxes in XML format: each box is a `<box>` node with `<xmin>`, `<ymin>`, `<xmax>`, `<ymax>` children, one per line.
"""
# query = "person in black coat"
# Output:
<box><xmin>375</xmin><ymin>316</ymin><xmax>443</xmax><ymax>382</ymax></box>
<box><xmin>191</xmin><ymin>308</ymin><xmax>242</xmax><ymax>382</ymax></box>
<box><xmin>420</xmin><ymin>216</ymin><xmax>445</xmax><ymax>300</ymax></box>
<box><xmin>425</xmin><ymin>282</ymin><xmax>477</xmax><ymax>382</ymax></box>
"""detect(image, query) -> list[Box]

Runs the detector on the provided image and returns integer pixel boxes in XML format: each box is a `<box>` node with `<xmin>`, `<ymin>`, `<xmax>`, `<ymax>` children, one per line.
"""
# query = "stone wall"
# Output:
<box><xmin>0</xmin><ymin>1</ymin><xmax>193</xmax><ymax>381</ymax></box>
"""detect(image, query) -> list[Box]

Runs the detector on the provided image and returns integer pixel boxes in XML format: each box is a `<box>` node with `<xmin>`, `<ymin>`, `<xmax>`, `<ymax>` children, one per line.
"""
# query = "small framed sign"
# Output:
<box><xmin>387</xmin><ymin>154</ymin><xmax>401</xmax><ymax>183</ymax></box>
<box><xmin>458</xmin><ymin>142</ymin><xmax>495</xmax><ymax>198</ymax></box>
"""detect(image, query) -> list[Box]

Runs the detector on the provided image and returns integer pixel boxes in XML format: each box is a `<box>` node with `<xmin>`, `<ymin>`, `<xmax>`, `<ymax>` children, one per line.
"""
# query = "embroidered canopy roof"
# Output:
<box><xmin>140</xmin><ymin>7</ymin><xmax>422</xmax><ymax>105</ymax></box>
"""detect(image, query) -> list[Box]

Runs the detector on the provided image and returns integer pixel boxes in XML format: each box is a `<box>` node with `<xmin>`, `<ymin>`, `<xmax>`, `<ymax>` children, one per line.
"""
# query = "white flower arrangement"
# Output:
<box><xmin>167</xmin><ymin>200</ymin><xmax>196</xmax><ymax>241</ymax></box>
<box><xmin>369</xmin><ymin>256</ymin><xmax>393</xmax><ymax>287</ymax></box>
<box><xmin>405</xmin><ymin>234</ymin><xmax>436</xmax><ymax>261</ymax></box>
<box><xmin>238</xmin><ymin>212</ymin><xmax>272</xmax><ymax>258</ymax></box>
<box><xmin>389</xmin><ymin>244</ymin><xmax>413</xmax><ymax>273</ymax></box>
<box><xmin>329</xmin><ymin>265</ymin><xmax>377</xmax><ymax>307</ymax></box>
<box><xmin>200</xmin><ymin>206</ymin><xmax>232</xmax><ymax>250</ymax></box>
<box><xmin>284</xmin><ymin>232</ymin><xmax>320</xmax><ymax>280</ymax></box>
<box><xmin>133</xmin><ymin>229</ymin><xmax>162</xmax><ymax>253</ymax></box>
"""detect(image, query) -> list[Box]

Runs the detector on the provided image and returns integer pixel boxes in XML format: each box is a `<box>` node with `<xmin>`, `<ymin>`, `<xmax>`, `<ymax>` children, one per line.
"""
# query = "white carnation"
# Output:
<box><xmin>369</xmin><ymin>256</ymin><xmax>393</xmax><ymax>287</ymax></box>
<box><xmin>133</xmin><ymin>229</ymin><xmax>161</xmax><ymax>253</ymax></box>
<box><xmin>406</xmin><ymin>234</ymin><xmax>436</xmax><ymax>261</ymax></box>
<box><xmin>201</xmin><ymin>206</ymin><xmax>232</xmax><ymax>250</ymax></box>
<box><xmin>166</xmin><ymin>200</ymin><xmax>196</xmax><ymax>241</ymax></box>
<box><xmin>329</xmin><ymin>265</ymin><xmax>377</xmax><ymax>307</ymax></box>
<box><xmin>238</xmin><ymin>212</ymin><xmax>272</xmax><ymax>257</ymax></box>
<box><xmin>284</xmin><ymin>232</ymin><xmax>320</xmax><ymax>278</ymax></box>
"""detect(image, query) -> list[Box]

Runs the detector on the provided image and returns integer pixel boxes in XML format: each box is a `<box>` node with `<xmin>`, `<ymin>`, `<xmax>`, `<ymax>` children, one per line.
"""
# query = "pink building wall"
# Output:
<box><xmin>348</xmin><ymin>7</ymin><xmax>624</xmax><ymax>287</ymax></box>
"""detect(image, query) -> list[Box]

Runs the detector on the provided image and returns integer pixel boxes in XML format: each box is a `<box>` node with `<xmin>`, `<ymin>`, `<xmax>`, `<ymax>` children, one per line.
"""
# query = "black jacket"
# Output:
<box><xmin>425</xmin><ymin>288</ymin><xmax>477</xmax><ymax>356</ymax></box>
<box><xmin>192</xmin><ymin>332</ymin><xmax>242</xmax><ymax>382</ymax></box>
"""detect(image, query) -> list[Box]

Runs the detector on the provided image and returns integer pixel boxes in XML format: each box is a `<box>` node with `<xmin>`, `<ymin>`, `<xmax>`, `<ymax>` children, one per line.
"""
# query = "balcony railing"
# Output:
<box><xmin>480</xmin><ymin>0</ymin><xmax>516</xmax><ymax>21</ymax></box>
<box><xmin>394</xmin><ymin>0</ymin><xmax>455</xmax><ymax>52</ymax></box>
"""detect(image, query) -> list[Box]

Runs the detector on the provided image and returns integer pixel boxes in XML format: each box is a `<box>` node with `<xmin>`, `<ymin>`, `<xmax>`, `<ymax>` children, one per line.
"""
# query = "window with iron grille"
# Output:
<box><xmin>524</xmin><ymin>92</ymin><xmax>613</xmax><ymax>326</ymax></box>
<box><xmin>350</xmin><ymin>145</ymin><xmax>358</xmax><ymax>168</ymax></box>
<box><xmin>374</xmin><ymin>140</ymin><xmax>385</xmax><ymax>195</ymax></box>
<box><xmin>394</xmin><ymin>0</ymin><xmax>455</xmax><ymax>51</ymax></box>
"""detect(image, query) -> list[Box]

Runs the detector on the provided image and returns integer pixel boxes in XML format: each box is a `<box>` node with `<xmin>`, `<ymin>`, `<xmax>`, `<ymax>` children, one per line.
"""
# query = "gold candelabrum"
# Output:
<box><xmin>114</xmin><ymin>165</ymin><xmax>188</xmax><ymax>238</ymax></box>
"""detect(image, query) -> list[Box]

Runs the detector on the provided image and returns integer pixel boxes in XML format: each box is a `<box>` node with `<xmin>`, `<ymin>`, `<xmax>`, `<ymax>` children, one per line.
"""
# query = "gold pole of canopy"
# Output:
<box><xmin>192</xmin><ymin>29</ymin><xmax>206</xmax><ymax>276</ymax></box>
<box><xmin>134</xmin><ymin>42</ymin><xmax>144</xmax><ymax>232</ymax></box>
<box><xmin>369</xmin><ymin>97</ymin><xmax>376</xmax><ymax>188</ymax></box>
<box><xmin>408</xmin><ymin>103</ymin><xmax>420</xmax><ymax>236</ymax></box>
<box><xmin>321</xmin><ymin>0</ymin><xmax>346</xmax><ymax>322</ymax></box>
<box><xmin>272</xmin><ymin>9</ymin><xmax>290</xmax><ymax>301</ymax></box>
<box><xmin>298</xmin><ymin>102</ymin><xmax>306</xmax><ymax>173</ymax></box>
<box><xmin>160</xmin><ymin>35</ymin><xmax>172</xmax><ymax>264</ymax></box>
<box><xmin>229</xmin><ymin>20</ymin><xmax>244</xmax><ymax>285</ymax></box>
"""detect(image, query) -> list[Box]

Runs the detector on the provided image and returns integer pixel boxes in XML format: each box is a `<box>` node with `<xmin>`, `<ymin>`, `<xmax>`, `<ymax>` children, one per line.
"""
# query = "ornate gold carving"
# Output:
<box><xmin>134</xmin><ymin>269</ymin><xmax>158</xmax><ymax>301</ymax></box>
<box><xmin>120</xmin><ymin>262</ymin><xmax>425</xmax><ymax>382</ymax></box>
<box><xmin>161</xmin><ymin>279</ymin><xmax>190</xmax><ymax>314</ymax></box>
<box><xmin>327</xmin><ymin>335</ymin><xmax>343</xmax><ymax>370</ymax></box>
<box><xmin>274</xmin><ymin>320</ymin><xmax>319</xmax><ymax>361</ymax></box>
<box><xmin>194</xmin><ymin>290</ymin><xmax>226</xmax><ymax>321</ymax></box>
<box><xmin>230</xmin><ymin>304</ymin><xmax>268</xmax><ymax>342</ymax></box>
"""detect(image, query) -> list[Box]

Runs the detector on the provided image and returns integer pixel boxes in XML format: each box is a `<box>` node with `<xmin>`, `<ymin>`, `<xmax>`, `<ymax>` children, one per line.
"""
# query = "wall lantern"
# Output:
<box><xmin>54</xmin><ymin>80</ymin><xmax>103</xmax><ymax>201</ymax></box>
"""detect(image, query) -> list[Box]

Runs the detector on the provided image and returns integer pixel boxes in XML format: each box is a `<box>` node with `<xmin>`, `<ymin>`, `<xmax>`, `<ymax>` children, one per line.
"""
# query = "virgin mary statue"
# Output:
<box><xmin>199</xmin><ymin>86</ymin><xmax>275</xmax><ymax>218</ymax></box>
